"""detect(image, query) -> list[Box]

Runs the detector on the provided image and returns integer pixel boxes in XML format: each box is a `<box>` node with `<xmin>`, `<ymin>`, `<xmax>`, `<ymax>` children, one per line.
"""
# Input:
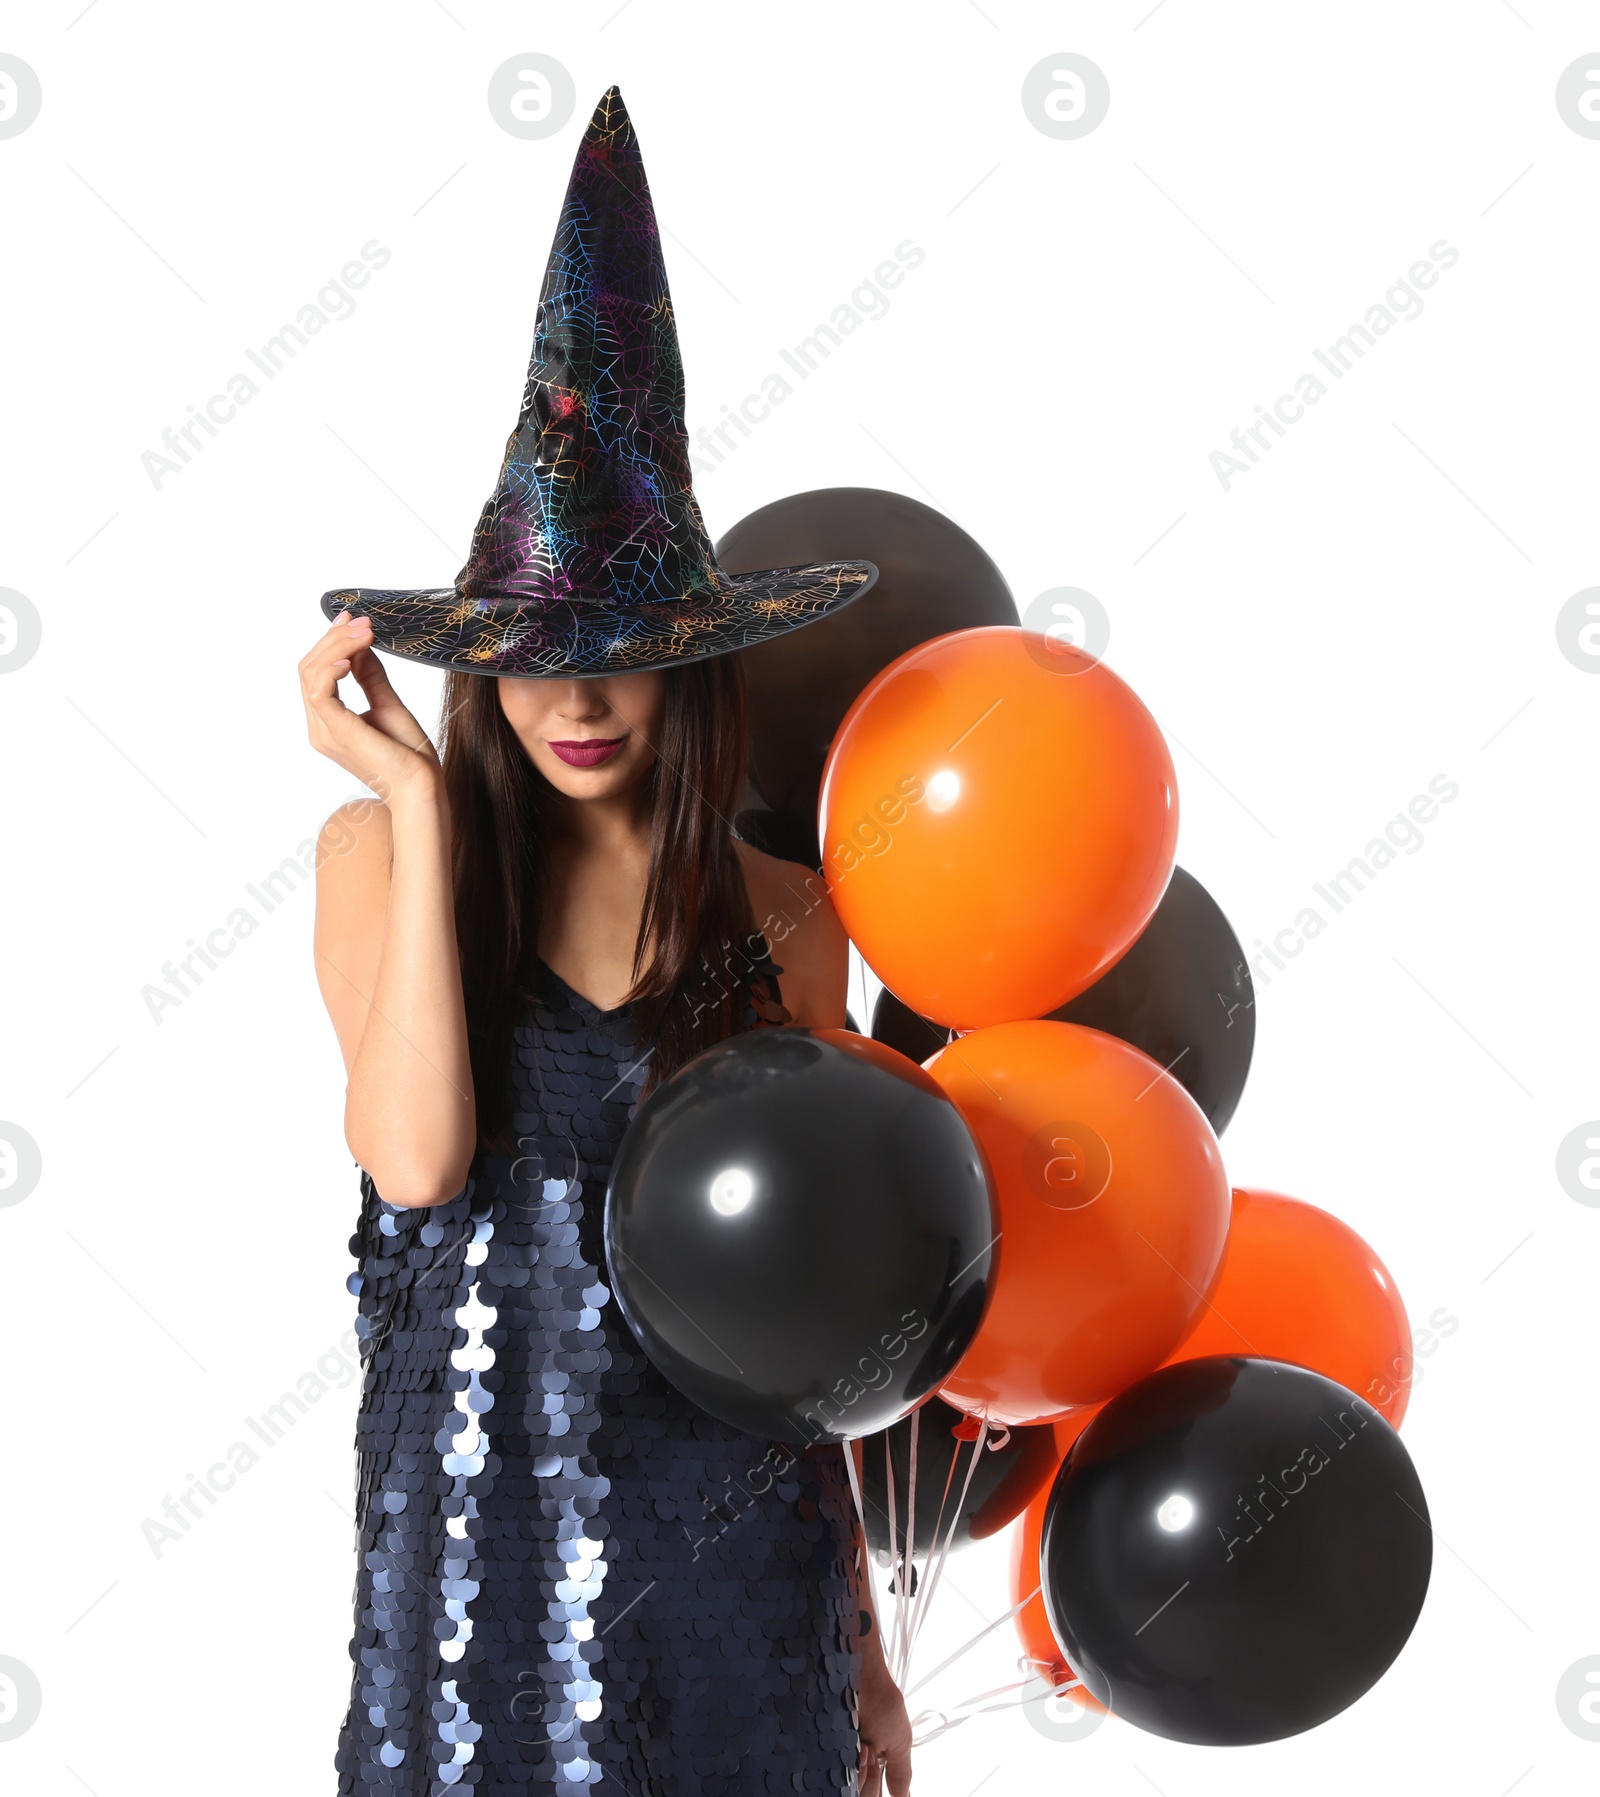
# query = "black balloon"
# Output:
<box><xmin>871</xmin><ymin>865</ymin><xmax>1255</xmax><ymax>1133</ymax></box>
<box><xmin>1052</xmin><ymin>866</ymin><xmax>1254</xmax><ymax>1133</ymax></box>
<box><xmin>870</xmin><ymin>987</ymin><xmax>950</xmax><ymax>1066</ymax></box>
<box><xmin>1041</xmin><ymin>1357</ymin><xmax>1432</xmax><ymax>1745</ymax></box>
<box><xmin>606</xmin><ymin>1029</ymin><xmax>997</xmax><ymax>1445</ymax></box>
<box><xmin>860</xmin><ymin>1396</ymin><xmax>1059</xmax><ymax>1564</ymax></box>
<box><xmin>717</xmin><ymin>488</ymin><xmax>1016</xmax><ymax>866</ymax></box>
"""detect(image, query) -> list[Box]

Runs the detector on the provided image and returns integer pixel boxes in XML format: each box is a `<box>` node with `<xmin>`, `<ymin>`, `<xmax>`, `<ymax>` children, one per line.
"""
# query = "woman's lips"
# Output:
<box><xmin>547</xmin><ymin>736</ymin><xmax>627</xmax><ymax>768</ymax></box>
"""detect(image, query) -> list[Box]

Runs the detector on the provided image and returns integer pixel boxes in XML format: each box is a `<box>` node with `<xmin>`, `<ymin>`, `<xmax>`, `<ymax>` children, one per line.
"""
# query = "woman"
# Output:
<box><xmin>304</xmin><ymin>82</ymin><xmax>913</xmax><ymax>1791</ymax></box>
<box><xmin>302</xmin><ymin>607</ymin><xmax>913</xmax><ymax>1794</ymax></box>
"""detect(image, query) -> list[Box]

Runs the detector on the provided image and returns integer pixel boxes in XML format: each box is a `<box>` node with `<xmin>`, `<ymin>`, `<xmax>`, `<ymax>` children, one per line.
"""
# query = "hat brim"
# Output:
<box><xmin>320</xmin><ymin>561</ymin><xmax>878</xmax><ymax>678</ymax></box>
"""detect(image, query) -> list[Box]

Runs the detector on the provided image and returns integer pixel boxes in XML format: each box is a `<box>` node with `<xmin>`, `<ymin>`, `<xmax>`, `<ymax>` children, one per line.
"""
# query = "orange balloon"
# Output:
<box><xmin>1162</xmin><ymin>1187</ymin><xmax>1415</xmax><ymax>1426</ymax></box>
<box><xmin>818</xmin><ymin>627</ymin><xmax>1178</xmax><ymax>1028</ymax></box>
<box><xmin>930</xmin><ymin>1021</ymin><xmax>1231</xmax><ymax>1424</ymax></box>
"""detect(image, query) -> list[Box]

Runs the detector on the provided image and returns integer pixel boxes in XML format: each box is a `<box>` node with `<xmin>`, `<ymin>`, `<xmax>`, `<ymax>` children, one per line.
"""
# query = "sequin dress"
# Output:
<box><xmin>337</xmin><ymin>951</ymin><xmax>864</xmax><ymax>1795</ymax></box>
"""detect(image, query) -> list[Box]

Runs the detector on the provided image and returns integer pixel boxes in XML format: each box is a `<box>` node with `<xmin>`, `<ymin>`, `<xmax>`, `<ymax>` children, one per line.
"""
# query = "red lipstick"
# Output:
<box><xmin>547</xmin><ymin>735</ymin><xmax>627</xmax><ymax>768</ymax></box>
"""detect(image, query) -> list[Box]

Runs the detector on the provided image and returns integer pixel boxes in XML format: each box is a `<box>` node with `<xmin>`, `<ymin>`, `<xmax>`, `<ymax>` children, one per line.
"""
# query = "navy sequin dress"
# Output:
<box><xmin>337</xmin><ymin>951</ymin><xmax>863</xmax><ymax>1795</ymax></box>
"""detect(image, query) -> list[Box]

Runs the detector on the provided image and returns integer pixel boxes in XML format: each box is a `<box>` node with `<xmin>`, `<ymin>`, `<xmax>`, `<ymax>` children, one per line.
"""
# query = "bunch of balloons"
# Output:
<box><xmin>608</xmin><ymin>489</ymin><xmax>1431</xmax><ymax>1750</ymax></box>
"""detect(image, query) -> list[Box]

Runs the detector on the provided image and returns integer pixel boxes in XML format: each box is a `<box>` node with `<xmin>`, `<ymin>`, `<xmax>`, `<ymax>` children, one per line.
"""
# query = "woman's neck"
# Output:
<box><xmin>535</xmin><ymin>781</ymin><xmax>658</xmax><ymax>1007</ymax></box>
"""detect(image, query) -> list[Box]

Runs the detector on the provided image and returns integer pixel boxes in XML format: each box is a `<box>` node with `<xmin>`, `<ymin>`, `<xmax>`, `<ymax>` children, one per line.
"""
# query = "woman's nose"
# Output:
<box><xmin>553</xmin><ymin>679</ymin><xmax>608</xmax><ymax>720</ymax></box>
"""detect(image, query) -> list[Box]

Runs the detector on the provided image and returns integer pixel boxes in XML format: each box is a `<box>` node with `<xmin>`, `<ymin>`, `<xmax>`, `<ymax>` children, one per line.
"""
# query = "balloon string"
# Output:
<box><xmin>901</xmin><ymin>1417</ymin><xmax>984</xmax><ymax>1679</ymax></box>
<box><xmin>909</xmin><ymin>1689</ymin><xmax>1035</xmax><ymax>1746</ymax></box>
<box><xmin>841</xmin><ymin>1442</ymin><xmax>885</xmax><ymax>1653</ymax></box>
<box><xmin>882</xmin><ymin>1431</ymin><xmax>907</xmax><ymax>1680</ymax></box>
<box><xmin>900</xmin><ymin>1428</ymin><xmax>964</xmax><ymax>1683</ymax></box>
<box><xmin>896</xmin><ymin>1405</ymin><xmax>921</xmax><ymax>1688</ymax></box>
<box><xmin>909</xmin><ymin>1680</ymin><xmax>1038</xmax><ymax>1747</ymax></box>
<box><xmin>906</xmin><ymin>1582</ymin><xmax>1037</xmax><ymax>1698</ymax></box>
<box><xmin>901</xmin><ymin>1416</ymin><xmax>988</xmax><ymax>1679</ymax></box>
<box><xmin>926</xmin><ymin>1676</ymin><xmax>1035</xmax><ymax>1713</ymax></box>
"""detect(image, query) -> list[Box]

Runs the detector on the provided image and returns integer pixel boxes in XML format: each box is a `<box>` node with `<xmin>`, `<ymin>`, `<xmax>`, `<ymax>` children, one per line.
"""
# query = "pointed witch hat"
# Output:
<box><xmin>320</xmin><ymin>87</ymin><xmax>877</xmax><ymax>678</ymax></box>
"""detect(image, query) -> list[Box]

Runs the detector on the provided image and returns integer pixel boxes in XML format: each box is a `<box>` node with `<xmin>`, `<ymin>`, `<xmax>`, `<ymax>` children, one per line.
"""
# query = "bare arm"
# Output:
<box><xmin>734</xmin><ymin>843</ymin><xmax>850</xmax><ymax>1029</ymax></box>
<box><xmin>302</xmin><ymin>614</ymin><xmax>476</xmax><ymax>1207</ymax></box>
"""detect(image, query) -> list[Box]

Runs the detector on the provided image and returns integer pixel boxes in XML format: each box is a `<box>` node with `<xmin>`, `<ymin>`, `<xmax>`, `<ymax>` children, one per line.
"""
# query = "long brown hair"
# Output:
<box><xmin>439</xmin><ymin>656</ymin><xmax>765</xmax><ymax>1149</ymax></box>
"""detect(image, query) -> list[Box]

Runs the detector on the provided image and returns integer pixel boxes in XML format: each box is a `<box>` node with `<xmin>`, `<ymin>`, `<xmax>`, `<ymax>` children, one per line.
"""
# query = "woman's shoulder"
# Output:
<box><xmin>732</xmin><ymin>840</ymin><xmax>848</xmax><ymax>1028</ymax></box>
<box><xmin>731</xmin><ymin>839</ymin><xmax>836</xmax><ymax>939</ymax></box>
<box><xmin>314</xmin><ymin>796</ymin><xmax>395</xmax><ymax>925</ymax></box>
<box><xmin>318</xmin><ymin>794</ymin><xmax>394</xmax><ymax>860</ymax></box>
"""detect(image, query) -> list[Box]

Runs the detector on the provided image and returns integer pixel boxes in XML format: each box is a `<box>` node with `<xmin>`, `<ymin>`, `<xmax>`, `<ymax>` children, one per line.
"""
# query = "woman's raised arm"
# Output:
<box><xmin>301</xmin><ymin>613</ymin><xmax>477</xmax><ymax>1206</ymax></box>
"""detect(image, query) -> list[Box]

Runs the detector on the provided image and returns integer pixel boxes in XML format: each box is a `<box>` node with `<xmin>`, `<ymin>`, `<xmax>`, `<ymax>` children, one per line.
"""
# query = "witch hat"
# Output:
<box><xmin>320</xmin><ymin>88</ymin><xmax>877</xmax><ymax>678</ymax></box>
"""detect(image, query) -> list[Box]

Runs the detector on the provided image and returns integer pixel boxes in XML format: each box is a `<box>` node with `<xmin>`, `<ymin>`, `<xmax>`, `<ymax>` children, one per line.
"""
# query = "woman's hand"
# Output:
<box><xmin>299</xmin><ymin>611</ymin><xmax>440</xmax><ymax>802</ymax></box>
<box><xmin>859</xmin><ymin>1631</ymin><xmax>913</xmax><ymax>1796</ymax></box>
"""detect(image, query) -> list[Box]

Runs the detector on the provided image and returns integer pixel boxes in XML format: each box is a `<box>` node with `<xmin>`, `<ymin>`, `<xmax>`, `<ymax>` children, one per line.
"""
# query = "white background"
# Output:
<box><xmin>1</xmin><ymin>2</ymin><xmax>1596</xmax><ymax>1793</ymax></box>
